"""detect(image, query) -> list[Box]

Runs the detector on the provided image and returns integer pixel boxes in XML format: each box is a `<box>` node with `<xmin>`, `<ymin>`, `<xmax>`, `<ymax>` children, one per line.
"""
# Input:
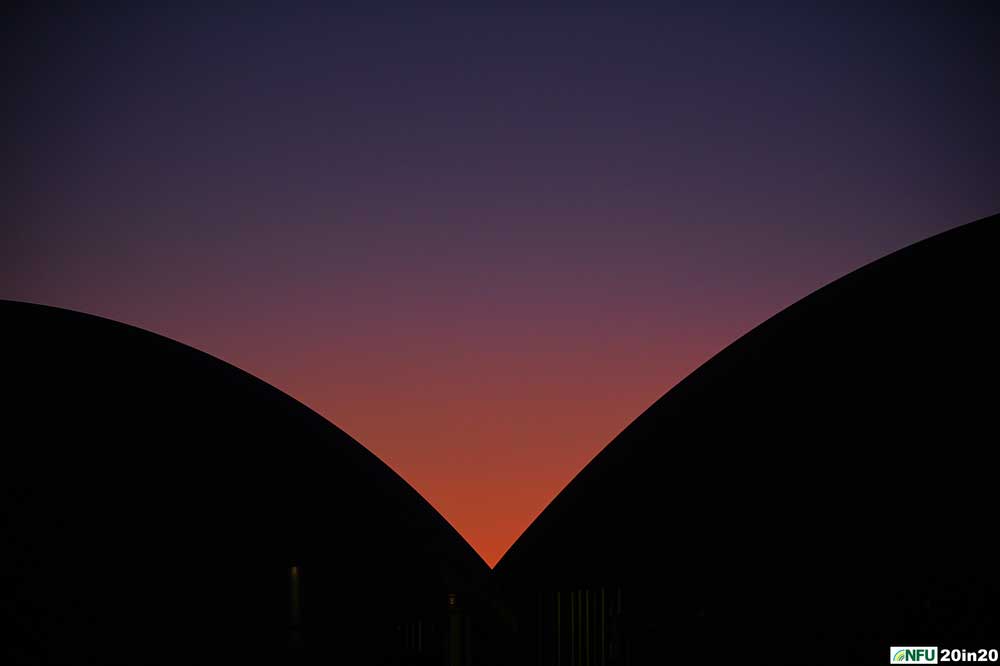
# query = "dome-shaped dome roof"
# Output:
<box><xmin>1</xmin><ymin>301</ymin><xmax>490</xmax><ymax>664</ymax></box>
<box><xmin>494</xmin><ymin>214</ymin><xmax>1000</xmax><ymax>665</ymax></box>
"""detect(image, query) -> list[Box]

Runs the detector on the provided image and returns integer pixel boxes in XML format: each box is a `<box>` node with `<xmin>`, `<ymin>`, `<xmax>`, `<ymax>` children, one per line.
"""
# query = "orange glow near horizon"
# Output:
<box><xmin>243</xmin><ymin>325</ymin><xmax>735</xmax><ymax>567</ymax></box>
<box><xmin>9</xmin><ymin>0</ymin><xmax>999</xmax><ymax>569</ymax></box>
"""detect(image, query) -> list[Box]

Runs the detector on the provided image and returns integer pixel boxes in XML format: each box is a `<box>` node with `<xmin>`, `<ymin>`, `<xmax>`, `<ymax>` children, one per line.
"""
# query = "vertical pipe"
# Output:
<box><xmin>600</xmin><ymin>587</ymin><xmax>605</xmax><ymax>666</ymax></box>
<box><xmin>465</xmin><ymin>615</ymin><xmax>472</xmax><ymax>666</ymax></box>
<box><xmin>289</xmin><ymin>565</ymin><xmax>303</xmax><ymax>650</ymax></box>
<box><xmin>570</xmin><ymin>590</ymin><xmax>575</xmax><ymax>666</ymax></box>
<box><xmin>538</xmin><ymin>591</ymin><xmax>542</xmax><ymax>666</ymax></box>
<box><xmin>585</xmin><ymin>589</ymin><xmax>591</xmax><ymax>666</ymax></box>
<box><xmin>618</xmin><ymin>587</ymin><xmax>625</xmax><ymax>666</ymax></box>
<box><xmin>557</xmin><ymin>591</ymin><xmax>561</xmax><ymax>666</ymax></box>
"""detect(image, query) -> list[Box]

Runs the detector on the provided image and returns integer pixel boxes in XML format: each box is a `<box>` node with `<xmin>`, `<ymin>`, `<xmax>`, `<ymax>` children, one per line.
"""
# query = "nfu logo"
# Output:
<box><xmin>891</xmin><ymin>646</ymin><xmax>938</xmax><ymax>664</ymax></box>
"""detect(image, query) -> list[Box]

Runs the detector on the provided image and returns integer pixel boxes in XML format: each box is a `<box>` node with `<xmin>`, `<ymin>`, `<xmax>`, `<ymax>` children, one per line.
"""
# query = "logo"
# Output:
<box><xmin>891</xmin><ymin>647</ymin><xmax>938</xmax><ymax>664</ymax></box>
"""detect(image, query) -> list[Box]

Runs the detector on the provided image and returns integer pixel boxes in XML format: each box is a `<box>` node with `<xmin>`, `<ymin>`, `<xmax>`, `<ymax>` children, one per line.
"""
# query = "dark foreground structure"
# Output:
<box><xmin>493</xmin><ymin>214</ymin><xmax>1000</xmax><ymax>665</ymax></box>
<box><xmin>3</xmin><ymin>214</ymin><xmax>998</xmax><ymax>665</ymax></box>
<box><xmin>1</xmin><ymin>300</ymin><xmax>497</xmax><ymax>665</ymax></box>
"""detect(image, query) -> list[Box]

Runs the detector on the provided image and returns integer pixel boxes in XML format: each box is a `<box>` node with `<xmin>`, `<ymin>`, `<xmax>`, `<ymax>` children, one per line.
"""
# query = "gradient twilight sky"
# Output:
<box><xmin>5</xmin><ymin>3</ymin><xmax>998</xmax><ymax>566</ymax></box>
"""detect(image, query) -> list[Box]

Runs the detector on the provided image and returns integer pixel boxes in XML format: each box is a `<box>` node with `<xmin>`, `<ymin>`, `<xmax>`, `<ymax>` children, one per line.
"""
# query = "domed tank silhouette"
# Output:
<box><xmin>493</xmin><ymin>214</ymin><xmax>1000</xmax><ymax>665</ymax></box>
<box><xmin>0</xmin><ymin>301</ymin><xmax>492</xmax><ymax>665</ymax></box>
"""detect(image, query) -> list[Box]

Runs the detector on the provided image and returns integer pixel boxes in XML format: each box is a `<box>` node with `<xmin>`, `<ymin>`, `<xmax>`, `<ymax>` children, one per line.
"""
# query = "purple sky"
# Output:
<box><xmin>5</xmin><ymin>3</ymin><xmax>998</xmax><ymax>565</ymax></box>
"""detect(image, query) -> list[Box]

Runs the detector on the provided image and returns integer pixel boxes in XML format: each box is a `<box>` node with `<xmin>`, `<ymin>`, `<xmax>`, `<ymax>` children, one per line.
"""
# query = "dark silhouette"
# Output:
<box><xmin>3</xmin><ymin>213</ymin><xmax>998</xmax><ymax>665</ymax></box>
<box><xmin>0</xmin><ymin>301</ymin><xmax>497</xmax><ymax>665</ymax></box>
<box><xmin>492</xmin><ymin>213</ymin><xmax>1000</xmax><ymax>664</ymax></box>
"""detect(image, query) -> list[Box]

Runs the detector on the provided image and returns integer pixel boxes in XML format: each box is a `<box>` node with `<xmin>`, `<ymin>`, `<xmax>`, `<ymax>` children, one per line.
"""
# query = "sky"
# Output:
<box><xmin>5</xmin><ymin>2</ymin><xmax>998</xmax><ymax>566</ymax></box>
